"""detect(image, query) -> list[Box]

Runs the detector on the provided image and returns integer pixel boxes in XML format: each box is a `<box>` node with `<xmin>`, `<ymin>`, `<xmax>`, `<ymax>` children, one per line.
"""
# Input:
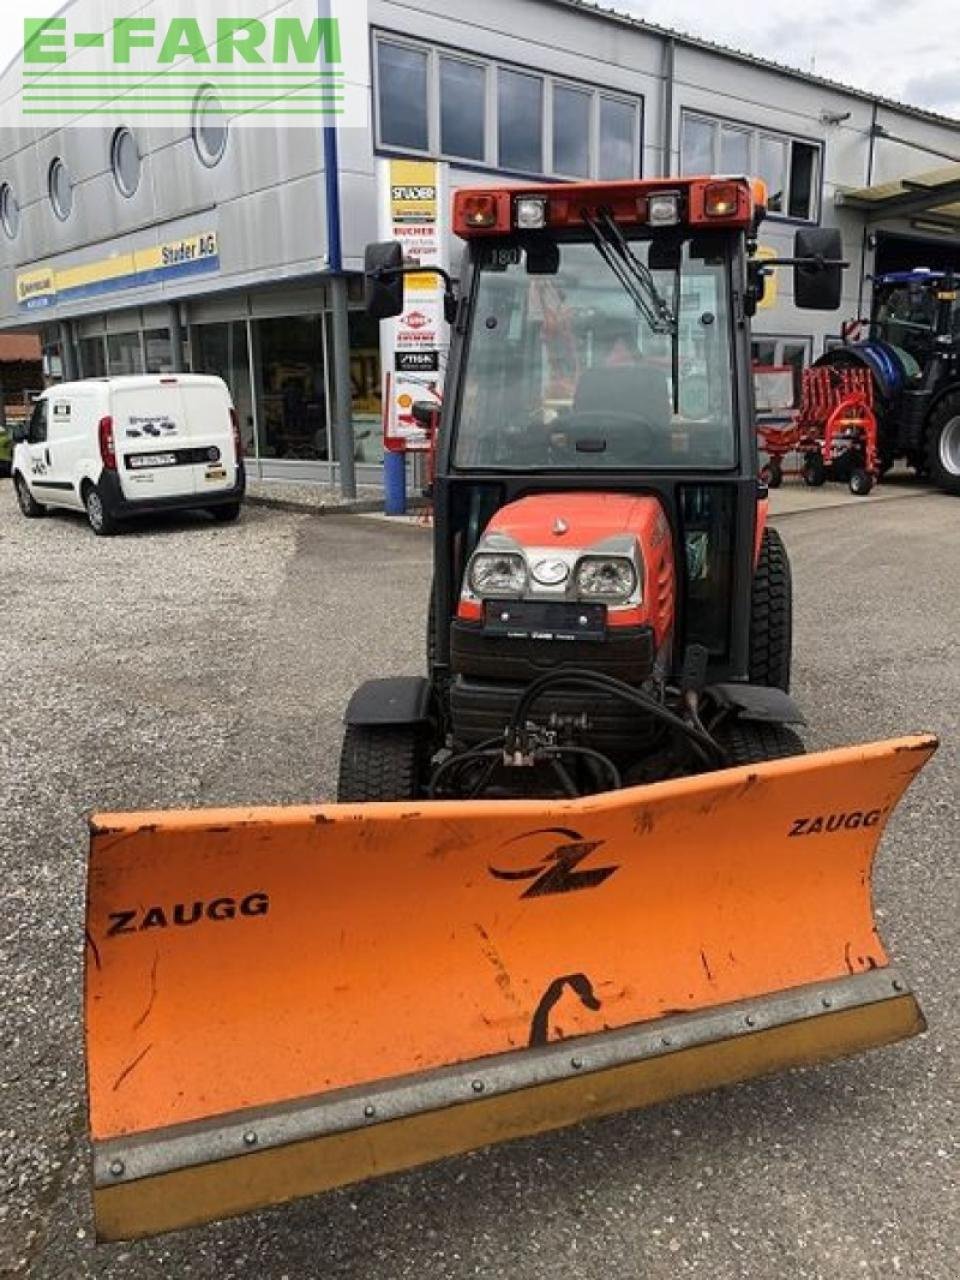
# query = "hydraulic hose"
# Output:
<box><xmin>506</xmin><ymin>667</ymin><xmax>726</xmax><ymax>767</ymax></box>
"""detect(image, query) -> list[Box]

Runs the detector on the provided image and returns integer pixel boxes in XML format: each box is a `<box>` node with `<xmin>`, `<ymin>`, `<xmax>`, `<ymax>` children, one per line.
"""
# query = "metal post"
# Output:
<box><xmin>329</xmin><ymin>273</ymin><xmax>357</xmax><ymax>498</ymax></box>
<box><xmin>167</xmin><ymin>303</ymin><xmax>185</xmax><ymax>372</ymax></box>
<box><xmin>59</xmin><ymin>320</ymin><xmax>77</xmax><ymax>381</ymax></box>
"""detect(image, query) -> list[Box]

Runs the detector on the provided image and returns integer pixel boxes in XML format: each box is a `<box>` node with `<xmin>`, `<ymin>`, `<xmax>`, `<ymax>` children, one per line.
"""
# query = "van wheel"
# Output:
<box><xmin>210</xmin><ymin>503</ymin><xmax>241</xmax><ymax>523</ymax></box>
<box><xmin>83</xmin><ymin>483</ymin><xmax>117</xmax><ymax>537</ymax></box>
<box><xmin>14</xmin><ymin>474</ymin><xmax>47</xmax><ymax>518</ymax></box>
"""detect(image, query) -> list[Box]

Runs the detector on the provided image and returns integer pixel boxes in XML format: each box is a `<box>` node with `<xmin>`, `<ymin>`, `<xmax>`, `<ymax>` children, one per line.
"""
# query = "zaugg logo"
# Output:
<box><xmin>106</xmin><ymin>892</ymin><xmax>269</xmax><ymax>937</ymax></box>
<box><xmin>788</xmin><ymin>809</ymin><xmax>886</xmax><ymax>837</ymax></box>
<box><xmin>489</xmin><ymin>827</ymin><xmax>619</xmax><ymax>899</ymax></box>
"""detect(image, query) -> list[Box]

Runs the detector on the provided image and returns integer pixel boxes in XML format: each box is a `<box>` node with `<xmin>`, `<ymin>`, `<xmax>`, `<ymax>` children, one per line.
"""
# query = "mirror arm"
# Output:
<box><xmin>760</xmin><ymin>256</ymin><xmax>850</xmax><ymax>271</ymax></box>
<box><xmin>371</xmin><ymin>264</ymin><xmax>458</xmax><ymax>299</ymax></box>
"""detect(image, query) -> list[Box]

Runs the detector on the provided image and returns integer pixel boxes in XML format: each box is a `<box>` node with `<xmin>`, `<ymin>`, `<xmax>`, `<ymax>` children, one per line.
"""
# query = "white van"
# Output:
<box><xmin>11</xmin><ymin>375</ymin><xmax>245</xmax><ymax>535</ymax></box>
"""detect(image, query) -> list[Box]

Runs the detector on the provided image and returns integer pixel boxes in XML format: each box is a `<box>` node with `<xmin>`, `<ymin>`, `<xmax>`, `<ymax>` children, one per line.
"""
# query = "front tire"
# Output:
<box><xmin>925</xmin><ymin>393</ymin><xmax>960</xmax><ymax>495</ymax></box>
<box><xmin>337</xmin><ymin>724</ymin><xmax>425</xmax><ymax>801</ymax></box>
<box><xmin>716</xmin><ymin>720</ymin><xmax>805</xmax><ymax>766</ymax></box>
<box><xmin>749</xmin><ymin>527</ymin><xmax>792</xmax><ymax>692</ymax></box>
<box><xmin>849</xmin><ymin>467</ymin><xmax>874</xmax><ymax>496</ymax></box>
<box><xmin>14</xmin><ymin>474</ymin><xmax>46</xmax><ymax>518</ymax></box>
<box><xmin>83</xmin><ymin>483</ymin><xmax>117</xmax><ymax>537</ymax></box>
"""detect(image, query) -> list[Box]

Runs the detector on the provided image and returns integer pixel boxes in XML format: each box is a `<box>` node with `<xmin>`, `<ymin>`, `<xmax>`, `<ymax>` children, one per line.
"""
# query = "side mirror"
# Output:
<box><xmin>411</xmin><ymin>401</ymin><xmax>440</xmax><ymax>429</ymax></box>
<box><xmin>364</xmin><ymin>241</ymin><xmax>405</xmax><ymax>320</ymax></box>
<box><xmin>793</xmin><ymin>227</ymin><xmax>844</xmax><ymax>311</ymax></box>
<box><xmin>11</xmin><ymin>422</ymin><xmax>29</xmax><ymax>444</ymax></box>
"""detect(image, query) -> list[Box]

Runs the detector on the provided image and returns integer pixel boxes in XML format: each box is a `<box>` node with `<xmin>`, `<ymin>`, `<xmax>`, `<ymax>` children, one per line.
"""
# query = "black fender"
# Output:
<box><xmin>710</xmin><ymin>682</ymin><xmax>805</xmax><ymax>726</ymax></box>
<box><xmin>344</xmin><ymin>677</ymin><xmax>433</xmax><ymax>727</ymax></box>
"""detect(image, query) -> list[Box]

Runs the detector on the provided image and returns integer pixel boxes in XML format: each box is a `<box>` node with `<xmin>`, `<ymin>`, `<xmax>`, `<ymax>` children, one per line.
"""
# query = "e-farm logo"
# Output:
<box><xmin>11</xmin><ymin>1</ymin><xmax>369</xmax><ymax>128</ymax></box>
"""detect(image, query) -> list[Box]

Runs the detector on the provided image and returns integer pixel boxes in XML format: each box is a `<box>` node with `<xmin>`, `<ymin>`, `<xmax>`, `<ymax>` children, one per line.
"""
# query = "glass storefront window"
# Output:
<box><xmin>79</xmin><ymin>336</ymin><xmax>107</xmax><ymax>378</ymax></box>
<box><xmin>193</xmin><ymin>321</ymin><xmax>255</xmax><ymax>456</ymax></box>
<box><xmin>347</xmin><ymin>311</ymin><xmax>382</xmax><ymax>464</ymax></box>
<box><xmin>144</xmin><ymin>329</ymin><xmax>173</xmax><ymax>373</ymax></box>
<box><xmin>107</xmin><ymin>332</ymin><xmax>144</xmax><ymax>375</ymax></box>
<box><xmin>257</xmin><ymin>316</ymin><xmax>329</xmax><ymax>460</ymax></box>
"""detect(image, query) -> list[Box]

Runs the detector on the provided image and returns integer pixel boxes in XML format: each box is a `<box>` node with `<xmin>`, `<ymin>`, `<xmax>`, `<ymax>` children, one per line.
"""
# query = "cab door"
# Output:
<box><xmin>20</xmin><ymin>398</ymin><xmax>62</xmax><ymax>505</ymax></box>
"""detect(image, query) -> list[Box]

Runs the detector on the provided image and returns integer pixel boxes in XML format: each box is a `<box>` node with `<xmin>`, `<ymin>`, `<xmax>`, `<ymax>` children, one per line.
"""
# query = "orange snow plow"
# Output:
<box><xmin>86</xmin><ymin>734</ymin><xmax>934</xmax><ymax>1241</ymax></box>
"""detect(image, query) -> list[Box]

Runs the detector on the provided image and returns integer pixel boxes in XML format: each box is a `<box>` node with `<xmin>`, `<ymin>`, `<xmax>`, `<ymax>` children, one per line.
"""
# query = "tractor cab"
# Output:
<box><xmin>345</xmin><ymin>176</ymin><xmax>843</xmax><ymax>802</ymax></box>
<box><xmin>870</xmin><ymin>268</ymin><xmax>960</xmax><ymax>368</ymax></box>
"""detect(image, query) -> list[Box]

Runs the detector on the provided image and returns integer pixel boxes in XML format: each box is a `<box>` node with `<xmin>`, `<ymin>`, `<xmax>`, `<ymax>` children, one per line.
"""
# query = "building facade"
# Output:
<box><xmin>2</xmin><ymin>0</ymin><xmax>960</xmax><ymax>486</ymax></box>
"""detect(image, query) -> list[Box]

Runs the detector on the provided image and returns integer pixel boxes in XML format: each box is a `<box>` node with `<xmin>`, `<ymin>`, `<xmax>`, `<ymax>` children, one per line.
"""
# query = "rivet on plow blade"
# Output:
<box><xmin>84</xmin><ymin>735</ymin><xmax>936</xmax><ymax>1241</ymax></box>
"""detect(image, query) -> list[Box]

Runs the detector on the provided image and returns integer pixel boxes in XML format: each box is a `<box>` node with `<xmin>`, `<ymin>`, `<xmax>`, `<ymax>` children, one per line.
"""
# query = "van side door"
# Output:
<box><xmin>45</xmin><ymin>395</ymin><xmax>84</xmax><ymax>508</ymax></box>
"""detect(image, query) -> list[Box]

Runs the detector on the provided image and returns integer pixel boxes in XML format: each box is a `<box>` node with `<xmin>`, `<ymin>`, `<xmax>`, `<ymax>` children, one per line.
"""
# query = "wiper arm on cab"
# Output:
<box><xmin>581</xmin><ymin>208</ymin><xmax>677</xmax><ymax>336</ymax></box>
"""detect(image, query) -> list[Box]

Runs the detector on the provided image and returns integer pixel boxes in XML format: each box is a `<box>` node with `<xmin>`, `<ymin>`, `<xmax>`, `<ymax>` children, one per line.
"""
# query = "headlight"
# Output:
<box><xmin>469</xmin><ymin>552</ymin><xmax>528</xmax><ymax>596</ymax></box>
<box><xmin>575</xmin><ymin>556</ymin><xmax>638</xmax><ymax>601</ymax></box>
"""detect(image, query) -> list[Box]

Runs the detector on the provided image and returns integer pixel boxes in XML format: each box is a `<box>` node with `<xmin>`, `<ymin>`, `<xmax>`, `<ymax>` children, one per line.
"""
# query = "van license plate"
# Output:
<box><xmin>129</xmin><ymin>453</ymin><xmax>177</xmax><ymax>469</ymax></box>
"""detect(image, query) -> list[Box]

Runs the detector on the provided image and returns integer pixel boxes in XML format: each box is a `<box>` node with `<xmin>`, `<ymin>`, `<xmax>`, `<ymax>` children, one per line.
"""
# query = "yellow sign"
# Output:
<box><xmin>756</xmin><ymin>245</ymin><xmax>779</xmax><ymax>310</ymax></box>
<box><xmin>389</xmin><ymin>160</ymin><xmax>438</xmax><ymax>225</ymax></box>
<box><xmin>16</xmin><ymin>233</ymin><xmax>219</xmax><ymax>311</ymax></box>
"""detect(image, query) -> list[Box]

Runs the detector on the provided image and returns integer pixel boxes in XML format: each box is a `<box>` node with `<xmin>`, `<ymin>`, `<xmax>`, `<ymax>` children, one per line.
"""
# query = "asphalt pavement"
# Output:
<box><xmin>0</xmin><ymin>482</ymin><xmax>957</xmax><ymax>1279</ymax></box>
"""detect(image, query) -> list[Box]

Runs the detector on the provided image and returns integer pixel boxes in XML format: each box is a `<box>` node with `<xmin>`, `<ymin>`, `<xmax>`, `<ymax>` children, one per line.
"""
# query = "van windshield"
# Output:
<box><xmin>453</xmin><ymin>234</ymin><xmax>737</xmax><ymax>470</ymax></box>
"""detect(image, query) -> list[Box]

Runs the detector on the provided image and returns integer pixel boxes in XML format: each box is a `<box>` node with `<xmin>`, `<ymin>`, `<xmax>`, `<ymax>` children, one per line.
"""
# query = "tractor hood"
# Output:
<box><xmin>483</xmin><ymin>492</ymin><xmax>669</xmax><ymax>550</ymax></box>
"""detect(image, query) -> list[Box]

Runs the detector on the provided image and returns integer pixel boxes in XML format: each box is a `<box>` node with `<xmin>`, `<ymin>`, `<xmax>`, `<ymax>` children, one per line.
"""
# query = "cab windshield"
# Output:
<box><xmin>454</xmin><ymin>233</ymin><xmax>737</xmax><ymax>470</ymax></box>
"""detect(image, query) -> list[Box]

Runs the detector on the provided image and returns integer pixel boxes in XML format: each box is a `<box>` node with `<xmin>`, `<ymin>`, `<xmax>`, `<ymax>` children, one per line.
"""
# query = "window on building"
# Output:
<box><xmin>111</xmin><ymin>127</ymin><xmax>141</xmax><ymax>197</ymax></box>
<box><xmin>79</xmin><ymin>336</ymin><xmax>107</xmax><ymax>378</ymax></box>
<box><xmin>598</xmin><ymin>97</ymin><xmax>638</xmax><ymax>180</ymax></box>
<box><xmin>498</xmin><ymin>69</ymin><xmax>543</xmax><ymax>173</ymax></box>
<box><xmin>553</xmin><ymin>85</ymin><xmax>591</xmax><ymax>178</ymax></box>
<box><xmin>48</xmin><ymin>157</ymin><xmax>73</xmax><ymax>221</ymax></box>
<box><xmin>681</xmin><ymin>113</ymin><xmax>822</xmax><ymax>221</ymax></box>
<box><xmin>144</xmin><ymin>329</ymin><xmax>173</xmax><ymax>373</ymax></box>
<box><xmin>192</xmin><ymin>90</ymin><xmax>228</xmax><ymax>167</ymax></box>
<box><xmin>377</xmin><ymin>41</ymin><xmax>430</xmax><ymax>152</ymax></box>
<box><xmin>440</xmin><ymin>57</ymin><xmax>486</xmax><ymax>162</ymax></box>
<box><xmin>343</xmin><ymin>311</ymin><xmax>383</xmax><ymax>465</ymax></box>
<box><xmin>107</xmin><ymin>332</ymin><xmax>144</xmax><ymax>375</ymax></box>
<box><xmin>193</xmin><ymin>322</ymin><xmax>254</xmax><ymax>456</ymax></box>
<box><xmin>256</xmin><ymin>316</ymin><xmax>329</xmax><ymax>462</ymax></box>
<box><xmin>751</xmin><ymin>335</ymin><xmax>812</xmax><ymax>405</ymax></box>
<box><xmin>0</xmin><ymin>182</ymin><xmax>20</xmax><ymax>239</ymax></box>
<box><xmin>373</xmin><ymin>33</ymin><xmax>643</xmax><ymax>180</ymax></box>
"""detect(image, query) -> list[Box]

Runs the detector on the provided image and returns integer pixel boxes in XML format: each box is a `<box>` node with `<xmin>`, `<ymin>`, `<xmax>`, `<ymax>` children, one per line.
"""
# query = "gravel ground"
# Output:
<box><xmin>0</xmin><ymin>483</ymin><xmax>956</xmax><ymax>1279</ymax></box>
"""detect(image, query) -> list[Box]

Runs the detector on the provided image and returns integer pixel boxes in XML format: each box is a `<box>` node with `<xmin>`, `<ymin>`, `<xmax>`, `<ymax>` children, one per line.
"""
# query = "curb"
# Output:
<box><xmin>246</xmin><ymin>492</ymin><xmax>432</xmax><ymax>518</ymax></box>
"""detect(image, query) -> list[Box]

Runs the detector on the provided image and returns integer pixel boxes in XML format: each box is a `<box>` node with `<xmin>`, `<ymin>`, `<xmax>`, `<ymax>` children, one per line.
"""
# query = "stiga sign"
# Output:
<box><xmin>9</xmin><ymin>0</ymin><xmax>369</xmax><ymax>128</ymax></box>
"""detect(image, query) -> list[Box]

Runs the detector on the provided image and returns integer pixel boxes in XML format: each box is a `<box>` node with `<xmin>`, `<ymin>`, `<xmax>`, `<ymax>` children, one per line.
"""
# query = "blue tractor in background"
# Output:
<box><xmin>817</xmin><ymin>268</ymin><xmax>960</xmax><ymax>494</ymax></box>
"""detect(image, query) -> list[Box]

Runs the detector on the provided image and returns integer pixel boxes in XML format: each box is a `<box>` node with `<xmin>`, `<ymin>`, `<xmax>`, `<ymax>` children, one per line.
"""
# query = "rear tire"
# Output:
<box><xmin>716</xmin><ymin>720</ymin><xmax>805</xmax><ymax>766</ymax></box>
<box><xmin>337</xmin><ymin>724</ymin><xmax>425</xmax><ymax>802</ymax></box>
<box><xmin>83</xmin><ymin>482</ymin><xmax>117</xmax><ymax>537</ymax></box>
<box><xmin>925</xmin><ymin>393</ymin><xmax>960</xmax><ymax>495</ymax></box>
<box><xmin>210</xmin><ymin>503</ymin><xmax>242</xmax><ymax>523</ymax></box>
<box><xmin>14</xmin><ymin>474</ymin><xmax>46</xmax><ymax>518</ymax></box>
<box><xmin>749</xmin><ymin>527</ymin><xmax>792</xmax><ymax>692</ymax></box>
<box><xmin>760</xmin><ymin>461</ymin><xmax>782</xmax><ymax>489</ymax></box>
